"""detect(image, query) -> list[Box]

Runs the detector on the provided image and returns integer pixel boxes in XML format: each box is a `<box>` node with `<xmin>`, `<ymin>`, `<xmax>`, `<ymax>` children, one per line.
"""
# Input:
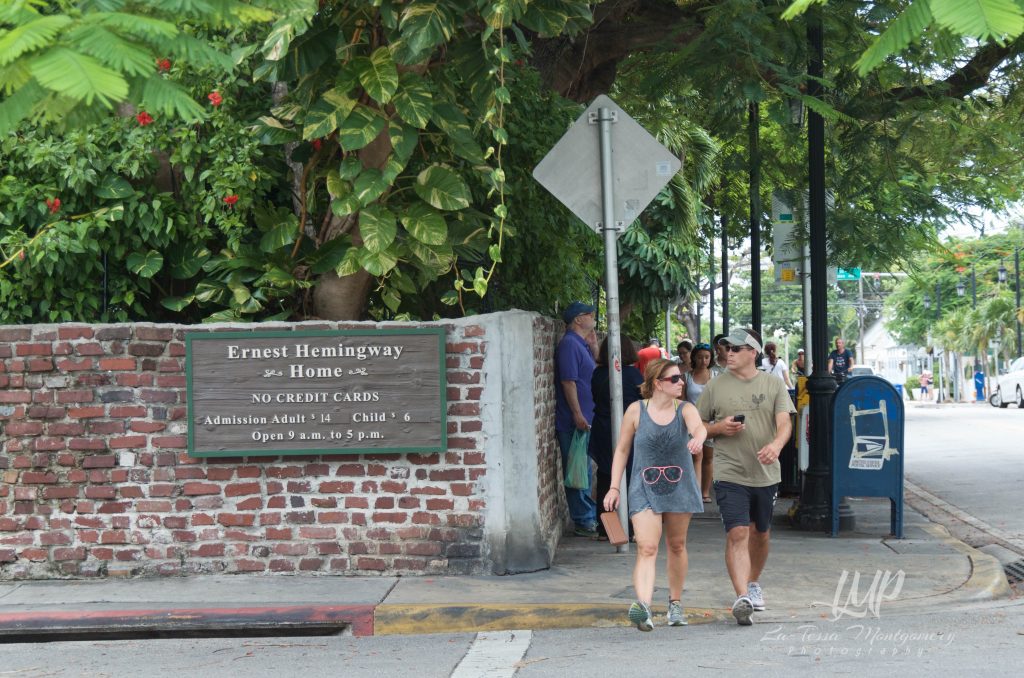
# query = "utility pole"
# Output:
<box><xmin>722</xmin><ymin>214</ymin><xmax>730</xmax><ymax>334</ymax></box>
<box><xmin>749</xmin><ymin>103</ymin><xmax>761</xmax><ymax>337</ymax></box>
<box><xmin>858</xmin><ymin>274</ymin><xmax>865</xmax><ymax>368</ymax></box>
<box><xmin>793</xmin><ymin>9</ymin><xmax>835</xmax><ymax>532</ymax></box>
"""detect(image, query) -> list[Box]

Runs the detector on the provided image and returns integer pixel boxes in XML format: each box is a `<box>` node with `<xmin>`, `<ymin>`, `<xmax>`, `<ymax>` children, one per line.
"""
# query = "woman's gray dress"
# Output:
<box><xmin>627</xmin><ymin>400</ymin><xmax>704</xmax><ymax>516</ymax></box>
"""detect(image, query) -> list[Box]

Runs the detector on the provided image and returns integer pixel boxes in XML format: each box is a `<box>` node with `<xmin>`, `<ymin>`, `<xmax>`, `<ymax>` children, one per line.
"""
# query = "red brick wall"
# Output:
<box><xmin>0</xmin><ymin>320</ymin><xmax>511</xmax><ymax>579</ymax></box>
<box><xmin>533</xmin><ymin>317</ymin><xmax>568</xmax><ymax>545</ymax></box>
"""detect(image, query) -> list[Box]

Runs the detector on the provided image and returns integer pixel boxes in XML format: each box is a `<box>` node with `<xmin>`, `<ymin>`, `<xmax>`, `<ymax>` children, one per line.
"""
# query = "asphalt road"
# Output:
<box><xmin>904</xmin><ymin>402</ymin><xmax>1024</xmax><ymax>552</ymax></box>
<box><xmin>1</xmin><ymin>599</ymin><xmax>1021</xmax><ymax>677</ymax></box>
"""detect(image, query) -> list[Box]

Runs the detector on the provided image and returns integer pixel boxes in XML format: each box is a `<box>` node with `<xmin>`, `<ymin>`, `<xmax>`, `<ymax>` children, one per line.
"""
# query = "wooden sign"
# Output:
<box><xmin>185</xmin><ymin>328</ymin><xmax>447</xmax><ymax>457</ymax></box>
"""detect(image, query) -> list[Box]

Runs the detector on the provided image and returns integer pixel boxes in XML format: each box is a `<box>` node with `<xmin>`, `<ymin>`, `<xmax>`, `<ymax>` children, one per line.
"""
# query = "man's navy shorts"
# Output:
<box><xmin>713</xmin><ymin>480</ymin><xmax>778</xmax><ymax>533</ymax></box>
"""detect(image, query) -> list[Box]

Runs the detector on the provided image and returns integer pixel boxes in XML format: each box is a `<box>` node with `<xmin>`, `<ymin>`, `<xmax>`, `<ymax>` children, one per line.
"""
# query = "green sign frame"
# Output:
<box><xmin>185</xmin><ymin>327</ymin><xmax>448</xmax><ymax>457</ymax></box>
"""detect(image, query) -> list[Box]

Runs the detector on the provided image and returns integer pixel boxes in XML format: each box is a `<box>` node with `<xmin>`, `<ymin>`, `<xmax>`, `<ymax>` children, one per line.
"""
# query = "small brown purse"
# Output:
<box><xmin>600</xmin><ymin>511</ymin><xmax>628</xmax><ymax>545</ymax></box>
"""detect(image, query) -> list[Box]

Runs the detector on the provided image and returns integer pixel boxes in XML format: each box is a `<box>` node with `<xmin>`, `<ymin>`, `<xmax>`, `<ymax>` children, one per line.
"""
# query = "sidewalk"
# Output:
<box><xmin>0</xmin><ymin>497</ymin><xmax>1011</xmax><ymax>639</ymax></box>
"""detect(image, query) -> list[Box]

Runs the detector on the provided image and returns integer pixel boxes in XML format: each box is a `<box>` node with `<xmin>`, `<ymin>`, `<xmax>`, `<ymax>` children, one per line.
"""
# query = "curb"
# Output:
<box><xmin>919</xmin><ymin>523</ymin><xmax>1013</xmax><ymax>602</ymax></box>
<box><xmin>0</xmin><ymin>604</ymin><xmax>376</xmax><ymax>639</ymax></box>
<box><xmin>373</xmin><ymin>603</ymin><xmax>733</xmax><ymax>635</ymax></box>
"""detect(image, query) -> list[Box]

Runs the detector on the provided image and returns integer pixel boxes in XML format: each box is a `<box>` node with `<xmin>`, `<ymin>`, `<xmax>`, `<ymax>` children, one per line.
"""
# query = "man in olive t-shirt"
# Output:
<box><xmin>696</xmin><ymin>327</ymin><xmax>795</xmax><ymax>626</ymax></box>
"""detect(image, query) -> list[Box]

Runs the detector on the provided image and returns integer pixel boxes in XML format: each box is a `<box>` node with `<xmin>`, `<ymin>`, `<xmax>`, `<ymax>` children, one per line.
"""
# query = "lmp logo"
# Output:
<box><xmin>817</xmin><ymin>569</ymin><xmax>905</xmax><ymax>620</ymax></box>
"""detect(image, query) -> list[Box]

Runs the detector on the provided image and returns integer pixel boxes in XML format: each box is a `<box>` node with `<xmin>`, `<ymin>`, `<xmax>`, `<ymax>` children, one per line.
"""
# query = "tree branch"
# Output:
<box><xmin>533</xmin><ymin>0</ymin><xmax>712</xmax><ymax>101</ymax></box>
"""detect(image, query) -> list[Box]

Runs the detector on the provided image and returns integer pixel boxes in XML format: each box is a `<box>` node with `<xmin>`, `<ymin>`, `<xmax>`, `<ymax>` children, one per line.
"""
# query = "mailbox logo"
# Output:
<box><xmin>847</xmin><ymin>400</ymin><xmax>899</xmax><ymax>471</ymax></box>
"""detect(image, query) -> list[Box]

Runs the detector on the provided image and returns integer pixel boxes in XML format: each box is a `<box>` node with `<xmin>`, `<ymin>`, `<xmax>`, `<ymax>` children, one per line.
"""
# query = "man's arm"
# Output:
<box><xmin>561</xmin><ymin>380</ymin><xmax>589</xmax><ymax>430</ymax></box>
<box><xmin>847</xmin><ymin>351</ymin><xmax>855</xmax><ymax>368</ymax></box>
<box><xmin>704</xmin><ymin>417</ymin><xmax>744</xmax><ymax>438</ymax></box>
<box><xmin>756</xmin><ymin>411</ymin><xmax>793</xmax><ymax>464</ymax></box>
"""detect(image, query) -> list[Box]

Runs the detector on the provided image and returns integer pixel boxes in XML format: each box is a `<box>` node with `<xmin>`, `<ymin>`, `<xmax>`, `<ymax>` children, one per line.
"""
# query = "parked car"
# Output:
<box><xmin>849</xmin><ymin>365</ymin><xmax>876</xmax><ymax>377</ymax></box>
<box><xmin>994</xmin><ymin>356</ymin><xmax>1024</xmax><ymax>409</ymax></box>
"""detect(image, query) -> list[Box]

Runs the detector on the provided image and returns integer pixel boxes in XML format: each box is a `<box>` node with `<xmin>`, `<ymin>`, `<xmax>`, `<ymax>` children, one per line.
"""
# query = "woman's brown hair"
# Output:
<box><xmin>597</xmin><ymin>335</ymin><xmax>638</xmax><ymax>366</ymax></box>
<box><xmin>640</xmin><ymin>358</ymin><xmax>679</xmax><ymax>399</ymax></box>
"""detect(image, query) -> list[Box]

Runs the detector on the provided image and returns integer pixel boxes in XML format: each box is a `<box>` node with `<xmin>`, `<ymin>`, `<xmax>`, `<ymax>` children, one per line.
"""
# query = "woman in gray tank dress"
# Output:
<box><xmin>603</xmin><ymin>358</ymin><xmax>707</xmax><ymax>631</ymax></box>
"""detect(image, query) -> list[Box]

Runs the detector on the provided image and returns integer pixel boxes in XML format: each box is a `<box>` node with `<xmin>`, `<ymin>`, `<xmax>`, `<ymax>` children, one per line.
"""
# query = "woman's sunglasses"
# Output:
<box><xmin>694</xmin><ymin>343</ymin><xmax>711</xmax><ymax>350</ymax></box>
<box><xmin>658</xmin><ymin>374</ymin><xmax>684</xmax><ymax>384</ymax></box>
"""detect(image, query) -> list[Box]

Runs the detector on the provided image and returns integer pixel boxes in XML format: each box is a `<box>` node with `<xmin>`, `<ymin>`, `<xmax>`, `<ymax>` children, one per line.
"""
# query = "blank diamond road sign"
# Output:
<box><xmin>532</xmin><ymin>95</ymin><xmax>680</xmax><ymax>236</ymax></box>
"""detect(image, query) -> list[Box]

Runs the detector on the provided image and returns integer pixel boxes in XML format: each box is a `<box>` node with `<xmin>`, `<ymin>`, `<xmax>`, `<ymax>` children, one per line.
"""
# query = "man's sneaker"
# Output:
<box><xmin>666</xmin><ymin>600</ymin><xmax>687</xmax><ymax>626</ymax></box>
<box><xmin>573</xmin><ymin>525</ymin><xmax>598</xmax><ymax>538</ymax></box>
<box><xmin>732</xmin><ymin>595</ymin><xmax>754</xmax><ymax>626</ymax></box>
<box><xmin>747</xmin><ymin>582</ymin><xmax>765</xmax><ymax>611</ymax></box>
<box><xmin>628</xmin><ymin>601</ymin><xmax>654</xmax><ymax>631</ymax></box>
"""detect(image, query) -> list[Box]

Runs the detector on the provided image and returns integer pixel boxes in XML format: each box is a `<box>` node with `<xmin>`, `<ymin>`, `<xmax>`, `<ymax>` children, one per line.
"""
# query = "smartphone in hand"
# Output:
<box><xmin>733</xmin><ymin>414</ymin><xmax>745</xmax><ymax>423</ymax></box>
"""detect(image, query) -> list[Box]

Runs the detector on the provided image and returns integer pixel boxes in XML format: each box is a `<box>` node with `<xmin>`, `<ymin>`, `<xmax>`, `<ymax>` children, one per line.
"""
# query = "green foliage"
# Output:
<box><xmin>785</xmin><ymin>0</ymin><xmax>1024</xmax><ymax>74</ymax></box>
<box><xmin>478</xmin><ymin>68</ymin><xmax>601</xmax><ymax>317</ymax></box>
<box><xmin>0</xmin><ymin>1</ymin><xmax>266</xmax><ymax>133</ymax></box>
<box><xmin>930</xmin><ymin>0</ymin><xmax>1024</xmax><ymax>43</ymax></box>
<box><xmin>886</xmin><ymin>230</ymin><xmax>1024</xmax><ymax>358</ymax></box>
<box><xmin>855</xmin><ymin>0</ymin><xmax>933</xmax><ymax>75</ymax></box>
<box><xmin>0</xmin><ymin>71</ymin><xmax>301</xmax><ymax>323</ymax></box>
<box><xmin>248</xmin><ymin>0</ymin><xmax>593</xmax><ymax>319</ymax></box>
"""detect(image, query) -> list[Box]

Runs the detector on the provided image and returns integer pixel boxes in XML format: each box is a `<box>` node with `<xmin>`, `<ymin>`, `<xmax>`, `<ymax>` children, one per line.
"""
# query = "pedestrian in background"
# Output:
<box><xmin>589</xmin><ymin>335</ymin><xmax>643</xmax><ymax>540</ymax></box>
<box><xmin>555</xmin><ymin>301</ymin><xmax>599</xmax><ymax>538</ymax></box>
<box><xmin>920</xmin><ymin>370</ymin><xmax>932</xmax><ymax>401</ymax></box>
<box><xmin>712</xmin><ymin>333</ymin><xmax>728</xmax><ymax>375</ymax></box>
<box><xmin>636</xmin><ymin>341</ymin><xmax>662</xmax><ymax>377</ymax></box>
<box><xmin>697</xmin><ymin>328</ymin><xmax>795</xmax><ymax>626</ymax></box>
<box><xmin>761</xmin><ymin>342</ymin><xmax>792</xmax><ymax>389</ymax></box>
<box><xmin>676</xmin><ymin>339</ymin><xmax>693</xmax><ymax>375</ymax></box>
<box><xmin>791</xmin><ymin>348</ymin><xmax>806</xmax><ymax>377</ymax></box>
<box><xmin>827</xmin><ymin>337</ymin><xmax>855</xmax><ymax>384</ymax></box>
<box><xmin>684</xmin><ymin>343</ymin><xmax>715</xmax><ymax>503</ymax></box>
<box><xmin>605</xmin><ymin>358</ymin><xmax>706</xmax><ymax>631</ymax></box>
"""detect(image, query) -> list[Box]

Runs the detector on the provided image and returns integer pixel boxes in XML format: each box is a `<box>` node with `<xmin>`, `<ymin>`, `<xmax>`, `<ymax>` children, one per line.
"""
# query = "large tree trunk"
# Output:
<box><xmin>311</xmin><ymin>123</ymin><xmax>394</xmax><ymax>320</ymax></box>
<box><xmin>313</xmin><ymin>270</ymin><xmax>375</xmax><ymax>320</ymax></box>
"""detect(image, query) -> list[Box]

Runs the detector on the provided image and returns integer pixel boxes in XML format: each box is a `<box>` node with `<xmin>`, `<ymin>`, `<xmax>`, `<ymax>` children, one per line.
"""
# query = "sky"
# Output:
<box><xmin>944</xmin><ymin>203</ymin><xmax>1022</xmax><ymax>240</ymax></box>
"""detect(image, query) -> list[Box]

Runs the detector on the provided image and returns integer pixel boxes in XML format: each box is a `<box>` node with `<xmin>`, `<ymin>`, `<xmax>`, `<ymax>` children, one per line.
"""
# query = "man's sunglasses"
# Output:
<box><xmin>658</xmin><ymin>374</ymin><xmax>684</xmax><ymax>384</ymax></box>
<box><xmin>725</xmin><ymin>345</ymin><xmax>753</xmax><ymax>353</ymax></box>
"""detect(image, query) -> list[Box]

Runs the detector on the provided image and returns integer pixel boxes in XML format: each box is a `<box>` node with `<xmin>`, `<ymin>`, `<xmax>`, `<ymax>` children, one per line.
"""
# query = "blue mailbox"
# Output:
<box><xmin>831</xmin><ymin>375</ymin><xmax>904</xmax><ymax>538</ymax></box>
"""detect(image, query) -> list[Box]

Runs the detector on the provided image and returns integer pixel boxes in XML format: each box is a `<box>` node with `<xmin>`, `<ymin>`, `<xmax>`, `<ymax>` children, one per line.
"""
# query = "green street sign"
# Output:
<box><xmin>837</xmin><ymin>267</ymin><xmax>861</xmax><ymax>281</ymax></box>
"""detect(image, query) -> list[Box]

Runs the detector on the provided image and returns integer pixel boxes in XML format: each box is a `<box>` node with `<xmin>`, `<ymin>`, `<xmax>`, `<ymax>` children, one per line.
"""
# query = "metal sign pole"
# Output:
<box><xmin>534</xmin><ymin>95</ymin><xmax>680</xmax><ymax>553</ymax></box>
<box><xmin>595</xmin><ymin>106</ymin><xmax>628</xmax><ymax>552</ymax></box>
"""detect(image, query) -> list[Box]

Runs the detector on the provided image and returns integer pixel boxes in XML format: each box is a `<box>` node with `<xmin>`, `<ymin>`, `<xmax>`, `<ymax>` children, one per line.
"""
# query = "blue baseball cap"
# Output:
<box><xmin>562</xmin><ymin>301</ymin><xmax>596</xmax><ymax>323</ymax></box>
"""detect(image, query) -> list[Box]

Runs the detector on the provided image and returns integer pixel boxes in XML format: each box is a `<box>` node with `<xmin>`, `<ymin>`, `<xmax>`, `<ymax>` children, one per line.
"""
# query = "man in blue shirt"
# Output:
<box><xmin>827</xmin><ymin>337</ymin><xmax>855</xmax><ymax>384</ymax></box>
<box><xmin>555</xmin><ymin>301</ymin><xmax>598</xmax><ymax>537</ymax></box>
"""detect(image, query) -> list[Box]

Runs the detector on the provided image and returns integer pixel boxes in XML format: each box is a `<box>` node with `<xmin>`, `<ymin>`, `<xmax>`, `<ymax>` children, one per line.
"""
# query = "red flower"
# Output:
<box><xmin>208</xmin><ymin>91</ymin><xmax>223</xmax><ymax>107</ymax></box>
<box><xmin>136</xmin><ymin>111</ymin><xmax>154</xmax><ymax>126</ymax></box>
<box><xmin>45</xmin><ymin>197</ymin><xmax>61</xmax><ymax>214</ymax></box>
<box><xmin>223</xmin><ymin>194</ymin><xmax>239</xmax><ymax>206</ymax></box>
<box><xmin>311</xmin><ymin>139</ymin><xmax>322</xmax><ymax>151</ymax></box>
<box><xmin>156</xmin><ymin>58</ymin><xmax>172</xmax><ymax>72</ymax></box>
<box><xmin>18</xmin><ymin>250</ymin><xmax>25</xmax><ymax>261</ymax></box>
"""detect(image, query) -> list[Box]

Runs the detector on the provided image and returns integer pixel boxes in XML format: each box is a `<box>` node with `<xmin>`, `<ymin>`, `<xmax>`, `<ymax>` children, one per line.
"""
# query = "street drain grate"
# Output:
<box><xmin>0</xmin><ymin>624</ymin><xmax>349</xmax><ymax>644</ymax></box>
<box><xmin>1004</xmin><ymin>559</ymin><xmax>1024</xmax><ymax>584</ymax></box>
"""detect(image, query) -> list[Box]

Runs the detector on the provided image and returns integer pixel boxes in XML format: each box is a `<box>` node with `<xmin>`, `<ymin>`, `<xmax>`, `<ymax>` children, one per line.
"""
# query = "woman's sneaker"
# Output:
<box><xmin>666</xmin><ymin>600</ymin><xmax>687</xmax><ymax>626</ymax></box>
<box><xmin>732</xmin><ymin>595</ymin><xmax>754</xmax><ymax>626</ymax></box>
<box><xmin>747</xmin><ymin>582</ymin><xmax>765</xmax><ymax>611</ymax></box>
<box><xmin>628</xmin><ymin>601</ymin><xmax>654</xmax><ymax>631</ymax></box>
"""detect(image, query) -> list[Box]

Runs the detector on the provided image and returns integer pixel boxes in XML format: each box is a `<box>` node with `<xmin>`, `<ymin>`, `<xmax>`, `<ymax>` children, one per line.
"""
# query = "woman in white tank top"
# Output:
<box><xmin>683</xmin><ymin>343</ymin><xmax>714</xmax><ymax>502</ymax></box>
